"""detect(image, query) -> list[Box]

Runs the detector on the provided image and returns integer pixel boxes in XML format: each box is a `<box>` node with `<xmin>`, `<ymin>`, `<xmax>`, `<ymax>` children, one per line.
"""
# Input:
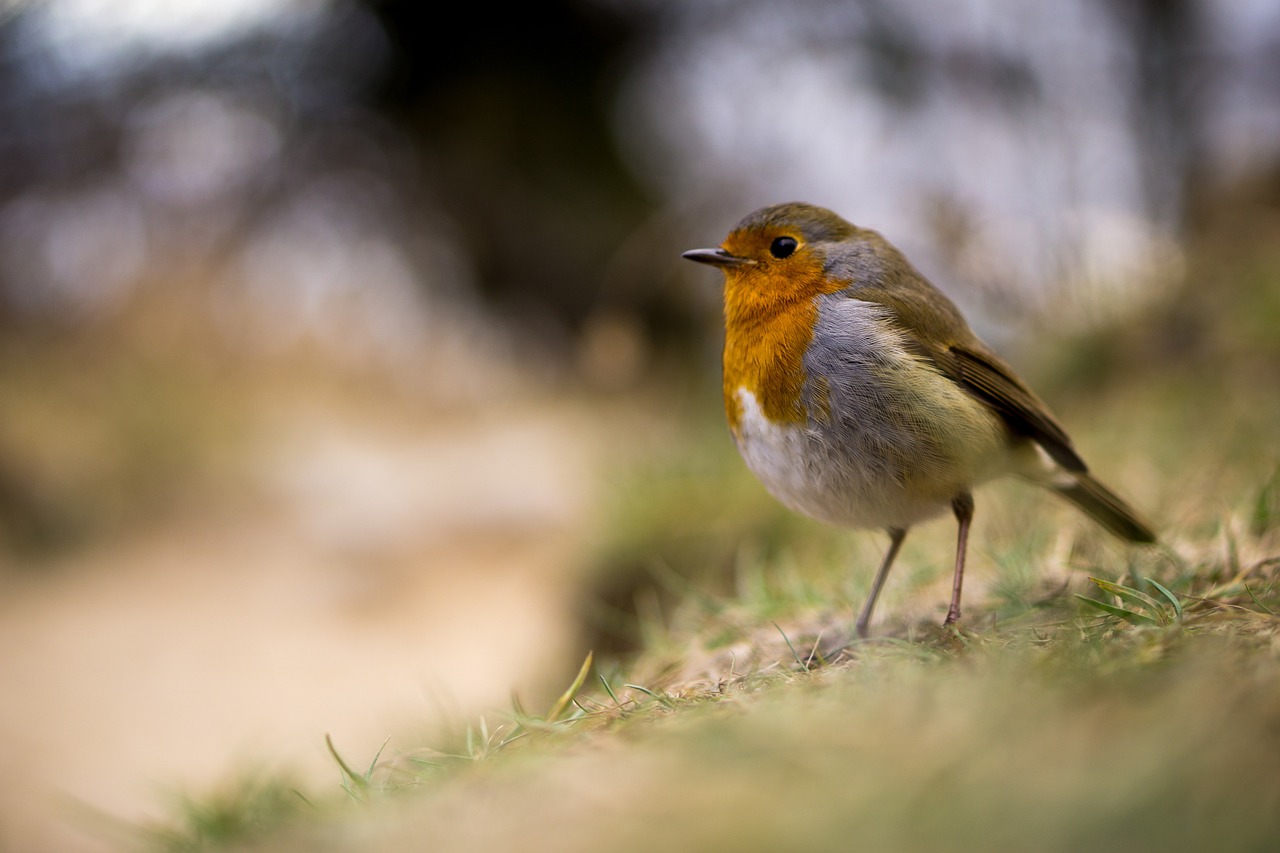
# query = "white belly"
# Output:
<box><xmin>731</xmin><ymin>379</ymin><xmax>1009</xmax><ymax>531</ymax></box>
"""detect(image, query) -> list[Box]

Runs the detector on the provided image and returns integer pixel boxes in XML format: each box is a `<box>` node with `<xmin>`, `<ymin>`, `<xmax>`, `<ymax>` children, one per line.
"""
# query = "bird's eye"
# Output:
<box><xmin>770</xmin><ymin>236</ymin><xmax>798</xmax><ymax>259</ymax></box>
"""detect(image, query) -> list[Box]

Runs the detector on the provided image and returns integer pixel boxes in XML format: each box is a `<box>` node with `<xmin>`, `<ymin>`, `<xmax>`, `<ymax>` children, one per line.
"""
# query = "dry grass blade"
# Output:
<box><xmin>545</xmin><ymin>652</ymin><xmax>594</xmax><ymax>723</ymax></box>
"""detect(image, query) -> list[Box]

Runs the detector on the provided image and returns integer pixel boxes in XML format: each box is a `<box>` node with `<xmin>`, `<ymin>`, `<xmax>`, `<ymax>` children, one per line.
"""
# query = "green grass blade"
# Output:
<box><xmin>1144</xmin><ymin>579</ymin><xmax>1183</xmax><ymax>619</ymax></box>
<box><xmin>1244</xmin><ymin>583</ymin><xmax>1277</xmax><ymax>616</ymax></box>
<box><xmin>364</xmin><ymin>737</ymin><xmax>391</xmax><ymax>781</ymax></box>
<box><xmin>324</xmin><ymin>734</ymin><xmax>370</xmax><ymax>796</ymax></box>
<box><xmin>598</xmin><ymin>673</ymin><xmax>622</xmax><ymax>707</ymax></box>
<box><xmin>773</xmin><ymin>622</ymin><xmax>810</xmax><ymax>672</ymax></box>
<box><xmin>623</xmin><ymin>683</ymin><xmax>675</xmax><ymax>708</ymax></box>
<box><xmin>1075</xmin><ymin>594</ymin><xmax>1157</xmax><ymax>626</ymax></box>
<box><xmin>1090</xmin><ymin>577</ymin><xmax>1164</xmax><ymax>616</ymax></box>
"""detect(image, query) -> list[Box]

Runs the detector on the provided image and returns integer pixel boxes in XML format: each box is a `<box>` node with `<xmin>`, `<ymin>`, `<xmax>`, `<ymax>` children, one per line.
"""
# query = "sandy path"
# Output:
<box><xmin>0</xmin><ymin>399</ymin><xmax>596</xmax><ymax>852</ymax></box>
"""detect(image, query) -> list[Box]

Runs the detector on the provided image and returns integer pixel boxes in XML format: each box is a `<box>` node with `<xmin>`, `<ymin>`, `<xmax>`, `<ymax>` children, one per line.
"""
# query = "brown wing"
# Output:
<box><xmin>946</xmin><ymin>343</ymin><xmax>1086</xmax><ymax>473</ymax></box>
<box><xmin>840</xmin><ymin>256</ymin><xmax>1088</xmax><ymax>473</ymax></box>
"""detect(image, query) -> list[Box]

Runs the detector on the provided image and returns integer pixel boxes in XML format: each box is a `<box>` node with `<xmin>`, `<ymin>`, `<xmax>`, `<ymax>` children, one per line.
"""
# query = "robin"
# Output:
<box><xmin>683</xmin><ymin>202</ymin><xmax>1156</xmax><ymax>637</ymax></box>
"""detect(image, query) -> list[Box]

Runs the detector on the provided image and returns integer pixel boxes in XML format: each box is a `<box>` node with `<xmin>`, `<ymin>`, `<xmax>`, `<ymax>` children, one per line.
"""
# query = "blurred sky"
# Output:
<box><xmin>3</xmin><ymin>0</ymin><xmax>1280</xmax><ymax>360</ymax></box>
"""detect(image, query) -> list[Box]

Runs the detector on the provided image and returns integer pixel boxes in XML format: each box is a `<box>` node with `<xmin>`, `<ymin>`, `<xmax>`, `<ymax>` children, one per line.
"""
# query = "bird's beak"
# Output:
<box><xmin>681</xmin><ymin>247</ymin><xmax>751</xmax><ymax>267</ymax></box>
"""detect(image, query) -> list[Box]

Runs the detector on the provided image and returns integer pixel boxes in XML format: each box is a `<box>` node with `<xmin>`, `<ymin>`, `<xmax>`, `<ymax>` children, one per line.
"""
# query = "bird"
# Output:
<box><xmin>682</xmin><ymin>202</ymin><xmax>1156</xmax><ymax>638</ymax></box>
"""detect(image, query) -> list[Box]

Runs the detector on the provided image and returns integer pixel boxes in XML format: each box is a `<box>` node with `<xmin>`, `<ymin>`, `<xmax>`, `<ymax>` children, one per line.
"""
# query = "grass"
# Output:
<box><xmin>154</xmin><ymin>583</ymin><xmax>1280</xmax><ymax>853</ymax></box>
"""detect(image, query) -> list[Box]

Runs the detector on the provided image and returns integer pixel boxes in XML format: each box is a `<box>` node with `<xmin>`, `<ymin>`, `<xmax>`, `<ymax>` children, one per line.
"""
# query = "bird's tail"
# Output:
<box><xmin>1051</xmin><ymin>473</ymin><xmax>1157</xmax><ymax>543</ymax></box>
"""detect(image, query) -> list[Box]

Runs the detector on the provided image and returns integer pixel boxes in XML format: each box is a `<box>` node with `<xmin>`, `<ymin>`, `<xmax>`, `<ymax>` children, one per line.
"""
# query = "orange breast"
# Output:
<box><xmin>721</xmin><ymin>259</ymin><xmax>843</xmax><ymax>432</ymax></box>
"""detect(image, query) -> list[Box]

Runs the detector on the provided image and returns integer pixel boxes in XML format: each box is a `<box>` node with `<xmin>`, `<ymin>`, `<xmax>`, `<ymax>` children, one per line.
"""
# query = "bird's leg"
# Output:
<box><xmin>856</xmin><ymin>527</ymin><xmax>907</xmax><ymax>639</ymax></box>
<box><xmin>944</xmin><ymin>492</ymin><xmax>975</xmax><ymax>627</ymax></box>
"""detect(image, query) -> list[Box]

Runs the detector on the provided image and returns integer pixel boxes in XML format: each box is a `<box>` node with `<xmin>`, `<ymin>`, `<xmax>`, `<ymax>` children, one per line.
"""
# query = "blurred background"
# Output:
<box><xmin>1</xmin><ymin>1</ymin><xmax>1279</xmax><ymax>850</ymax></box>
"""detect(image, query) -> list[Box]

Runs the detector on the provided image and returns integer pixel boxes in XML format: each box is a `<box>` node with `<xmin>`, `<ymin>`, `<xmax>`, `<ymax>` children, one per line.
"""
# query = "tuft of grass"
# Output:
<box><xmin>326</xmin><ymin>735</ymin><xmax>391</xmax><ymax>801</ymax></box>
<box><xmin>1076</xmin><ymin>575</ymin><xmax>1183</xmax><ymax>626</ymax></box>
<box><xmin>1251</xmin><ymin>464</ymin><xmax>1280</xmax><ymax>537</ymax></box>
<box><xmin>135</xmin><ymin>773</ymin><xmax>312</xmax><ymax>852</ymax></box>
